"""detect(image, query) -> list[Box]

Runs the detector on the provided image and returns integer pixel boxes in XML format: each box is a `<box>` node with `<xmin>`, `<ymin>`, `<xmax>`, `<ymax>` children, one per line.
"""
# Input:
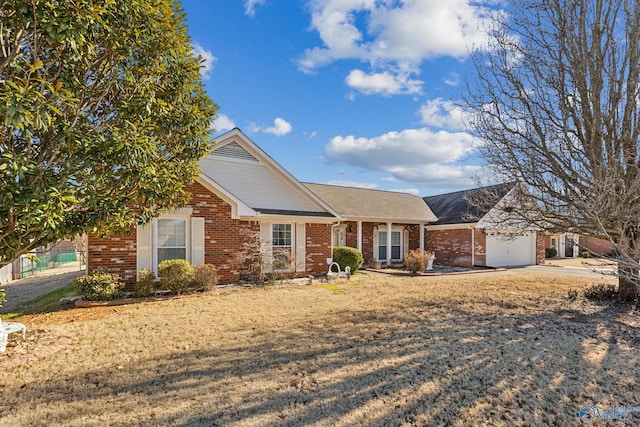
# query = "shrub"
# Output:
<box><xmin>193</xmin><ymin>264</ymin><xmax>218</xmax><ymax>291</ymax></box>
<box><xmin>545</xmin><ymin>247</ymin><xmax>557</xmax><ymax>258</ymax></box>
<box><xmin>404</xmin><ymin>249</ymin><xmax>434</xmax><ymax>274</ymax></box>
<box><xmin>0</xmin><ymin>288</ymin><xmax>5</xmax><ymax>308</ymax></box>
<box><xmin>134</xmin><ymin>269</ymin><xmax>156</xmax><ymax>298</ymax></box>
<box><xmin>332</xmin><ymin>246</ymin><xmax>364</xmax><ymax>274</ymax></box>
<box><xmin>583</xmin><ymin>283</ymin><xmax>618</xmax><ymax>301</ymax></box>
<box><xmin>581</xmin><ymin>250</ymin><xmax>591</xmax><ymax>258</ymax></box>
<box><xmin>158</xmin><ymin>259</ymin><xmax>193</xmax><ymax>295</ymax></box>
<box><xmin>72</xmin><ymin>270</ymin><xmax>125</xmax><ymax>301</ymax></box>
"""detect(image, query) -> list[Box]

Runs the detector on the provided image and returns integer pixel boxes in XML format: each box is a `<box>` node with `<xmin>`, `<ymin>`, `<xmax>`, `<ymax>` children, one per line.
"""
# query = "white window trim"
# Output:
<box><xmin>153</xmin><ymin>215</ymin><xmax>191</xmax><ymax>273</ymax></box>
<box><xmin>271</xmin><ymin>223</ymin><xmax>295</xmax><ymax>273</ymax></box>
<box><xmin>376</xmin><ymin>226</ymin><xmax>404</xmax><ymax>261</ymax></box>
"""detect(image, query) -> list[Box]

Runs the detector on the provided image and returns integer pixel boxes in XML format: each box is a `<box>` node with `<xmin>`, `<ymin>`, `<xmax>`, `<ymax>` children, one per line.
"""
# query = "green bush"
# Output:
<box><xmin>72</xmin><ymin>271</ymin><xmax>125</xmax><ymax>301</ymax></box>
<box><xmin>193</xmin><ymin>264</ymin><xmax>218</xmax><ymax>291</ymax></box>
<box><xmin>134</xmin><ymin>269</ymin><xmax>156</xmax><ymax>298</ymax></box>
<box><xmin>545</xmin><ymin>247</ymin><xmax>557</xmax><ymax>258</ymax></box>
<box><xmin>158</xmin><ymin>259</ymin><xmax>193</xmax><ymax>295</ymax></box>
<box><xmin>0</xmin><ymin>288</ymin><xmax>5</xmax><ymax>308</ymax></box>
<box><xmin>581</xmin><ymin>250</ymin><xmax>591</xmax><ymax>258</ymax></box>
<box><xmin>332</xmin><ymin>246</ymin><xmax>364</xmax><ymax>274</ymax></box>
<box><xmin>404</xmin><ymin>249</ymin><xmax>435</xmax><ymax>274</ymax></box>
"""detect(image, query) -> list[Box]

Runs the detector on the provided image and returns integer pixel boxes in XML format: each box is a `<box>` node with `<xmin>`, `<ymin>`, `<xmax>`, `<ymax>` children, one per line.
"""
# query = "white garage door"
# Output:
<box><xmin>486</xmin><ymin>231</ymin><xmax>536</xmax><ymax>267</ymax></box>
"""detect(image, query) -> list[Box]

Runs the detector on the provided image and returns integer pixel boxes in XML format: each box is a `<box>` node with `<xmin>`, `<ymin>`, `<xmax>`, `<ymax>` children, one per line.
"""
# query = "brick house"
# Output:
<box><xmin>303</xmin><ymin>183</ymin><xmax>437</xmax><ymax>266</ymax></box>
<box><xmin>88</xmin><ymin>128</ymin><xmax>340</xmax><ymax>284</ymax></box>
<box><xmin>424</xmin><ymin>183</ymin><xmax>546</xmax><ymax>268</ymax></box>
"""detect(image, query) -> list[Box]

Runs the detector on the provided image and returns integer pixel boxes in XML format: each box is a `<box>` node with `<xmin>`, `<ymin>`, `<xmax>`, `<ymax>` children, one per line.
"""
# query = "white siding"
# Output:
<box><xmin>200</xmin><ymin>157</ymin><xmax>321</xmax><ymax>212</ymax></box>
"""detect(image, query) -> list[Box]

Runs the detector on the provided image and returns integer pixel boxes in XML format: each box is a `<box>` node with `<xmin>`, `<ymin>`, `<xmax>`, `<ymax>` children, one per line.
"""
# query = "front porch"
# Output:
<box><xmin>332</xmin><ymin>221</ymin><xmax>426</xmax><ymax>267</ymax></box>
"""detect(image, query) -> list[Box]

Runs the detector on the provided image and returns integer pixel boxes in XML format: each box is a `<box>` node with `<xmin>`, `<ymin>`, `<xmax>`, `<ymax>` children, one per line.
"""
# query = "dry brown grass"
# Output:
<box><xmin>0</xmin><ymin>270</ymin><xmax>638</xmax><ymax>426</ymax></box>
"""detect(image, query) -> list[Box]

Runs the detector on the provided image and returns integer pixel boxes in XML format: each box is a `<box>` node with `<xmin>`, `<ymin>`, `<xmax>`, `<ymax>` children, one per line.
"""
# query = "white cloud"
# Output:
<box><xmin>192</xmin><ymin>43</ymin><xmax>216</xmax><ymax>80</ymax></box>
<box><xmin>345</xmin><ymin>69</ymin><xmax>422</xmax><ymax>96</ymax></box>
<box><xmin>418</xmin><ymin>98</ymin><xmax>468</xmax><ymax>131</ymax></box>
<box><xmin>213</xmin><ymin>114</ymin><xmax>236</xmax><ymax>133</ymax></box>
<box><xmin>325</xmin><ymin>180</ymin><xmax>378</xmax><ymax>189</ymax></box>
<box><xmin>263</xmin><ymin>117</ymin><xmax>292</xmax><ymax>136</ymax></box>
<box><xmin>388</xmin><ymin>188</ymin><xmax>420</xmax><ymax>195</ymax></box>
<box><xmin>444</xmin><ymin>72</ymin><xmax>460</xmax><ymax>87</ymax></box>
<box><xmin>244</xmin><ymin>0</ymin><xmax>265</xmax><ymax>17</ymax></box>
<box><xmin>298</xmin><ymin>0</ymin><xmax>496</xmax><ymax>94</ymax></box>
<box><xmin>325</xmin><ymin>127</ymin><xmax>482</xmax><ymax>187</ymax></box>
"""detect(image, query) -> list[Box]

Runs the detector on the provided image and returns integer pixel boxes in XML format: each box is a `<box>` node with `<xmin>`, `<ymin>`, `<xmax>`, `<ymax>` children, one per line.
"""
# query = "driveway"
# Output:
<box><xmin>0</xmin><ymin>265</ymin><xmax>84</xmax><ymax>314</ymax></box>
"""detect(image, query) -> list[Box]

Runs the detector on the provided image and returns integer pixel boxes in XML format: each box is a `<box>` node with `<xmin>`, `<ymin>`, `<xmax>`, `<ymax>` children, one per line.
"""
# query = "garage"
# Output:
<box><xmin>485</xmin><ymin>230</ymin><xmax>536</xmax><ymax>267</ymax></box>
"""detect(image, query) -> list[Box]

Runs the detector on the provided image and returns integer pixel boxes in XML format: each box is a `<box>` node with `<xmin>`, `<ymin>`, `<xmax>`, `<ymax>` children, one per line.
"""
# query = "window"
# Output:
<box><xmin>157</xmin><ymin>218</ymin><xmax>187</xmax><ymax>264</ymax></box>
<box><xmin>272</xmin><ymin>223</ymin><xmax>292</xmax><ymax>270</ymax></box>
<box><xmin>378</xmin><ymin>230</ymin><xmax>402</xmax><ymax>260</ymax></box>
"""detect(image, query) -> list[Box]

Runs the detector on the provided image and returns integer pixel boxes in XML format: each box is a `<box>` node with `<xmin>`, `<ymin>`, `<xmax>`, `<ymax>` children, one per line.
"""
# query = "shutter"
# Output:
<box><xmin>373</xmin><ymin>228</ymin><xmax>379</xmax><ymax>261</ymax></box>
<box><xmin>191</xmin><ymin>217</ymin><xmax>205</xmax><ymax>266</ymax></box>
<box><xmin>403</xmin><ymin>229</ymin><xmax>410</xmax><ymax>260</ymax></box>
<box><xmin>260</xmin><ymin>223</ymin><xmax>272</xmax><ymax>273</ymax></box>
<box><xmin>137</xmin><ymin>223</ymin><xmax>153</xmax><ymax>276</ymax></box>
<box><xmin>296</xmin><ymin>223</ymin><xmax>306</xmax><ymax>272</ymax></box>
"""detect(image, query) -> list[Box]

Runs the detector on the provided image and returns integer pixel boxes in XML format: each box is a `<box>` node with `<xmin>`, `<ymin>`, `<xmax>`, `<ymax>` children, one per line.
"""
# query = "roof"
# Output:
<box><xmin>303</xmin><ymin>183</ymin><xmax>437</xmax><ymax>223</ymax></box>
<box><xmin>423</xmin><ymin>183</ymin><xmax>517</xmax><ymax>225</ymax></box>
<box><xmin>200</xmin><ymin>129</ymin><xmax>339</xmax><ymax>219</ymax></box>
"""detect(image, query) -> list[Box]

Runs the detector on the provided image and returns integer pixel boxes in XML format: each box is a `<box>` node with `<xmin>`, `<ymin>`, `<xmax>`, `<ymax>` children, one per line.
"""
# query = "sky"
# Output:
<box><xmin>180</xmin><ymin>0</ymin><xmax>501</xmax><ymax>196</ymax></box>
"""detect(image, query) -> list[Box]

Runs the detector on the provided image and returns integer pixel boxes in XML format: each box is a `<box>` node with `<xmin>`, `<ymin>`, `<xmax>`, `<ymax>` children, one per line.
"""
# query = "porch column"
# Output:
<box><xmin>357</xmin><ymin>221</ymin><xmax>362</xmax><ymax>252</ymax></box>
<box><xmin>419</xmin><ymin>223</ymin><xmax>424</xmax><ymax>252</ymax></box>
<box><xmin>386</xmin><ymin>222</ymin><xmax>392</xmax><ymax>266</ymax></box>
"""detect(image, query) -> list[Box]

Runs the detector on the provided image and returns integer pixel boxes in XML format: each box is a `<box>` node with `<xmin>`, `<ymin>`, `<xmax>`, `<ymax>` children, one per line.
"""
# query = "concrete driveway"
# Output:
<box><xmin>0</xmin><ymin>264</ymin><xmax>84</xmax><ymax>314</ymax></box>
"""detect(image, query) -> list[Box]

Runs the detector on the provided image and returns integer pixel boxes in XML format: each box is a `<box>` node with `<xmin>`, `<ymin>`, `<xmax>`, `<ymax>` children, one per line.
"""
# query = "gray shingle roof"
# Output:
<box><xmin>304</xmin><ymin>183</ymin><xmax>437</xmax><ymax>223</ymax></box>
<box><xmin>423</xmin><ymin>182</ymin><xmax>516</xmax><ymax>225</ymax></box>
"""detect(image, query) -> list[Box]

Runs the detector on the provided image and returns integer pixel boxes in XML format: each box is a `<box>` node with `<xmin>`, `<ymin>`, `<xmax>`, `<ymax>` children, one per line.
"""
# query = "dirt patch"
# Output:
<box><xmin>0</xmin><ymin>270</ymin><xmax>637</xmax><ymax>426</ymax></box>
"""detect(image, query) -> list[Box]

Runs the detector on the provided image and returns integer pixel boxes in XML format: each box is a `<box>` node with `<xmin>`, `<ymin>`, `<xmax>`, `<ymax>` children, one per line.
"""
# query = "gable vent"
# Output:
<box><xmin>213</xmin><ymin>141</ymin><xmax>258</xmax><ymax>162</ymax></box>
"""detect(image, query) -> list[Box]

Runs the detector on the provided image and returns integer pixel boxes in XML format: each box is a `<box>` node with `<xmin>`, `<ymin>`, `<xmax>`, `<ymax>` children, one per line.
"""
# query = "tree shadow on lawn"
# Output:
<box><xmin>1</xmin><ymin>302</ymin><xmax>638</xmax><ymax>426</ymax></box>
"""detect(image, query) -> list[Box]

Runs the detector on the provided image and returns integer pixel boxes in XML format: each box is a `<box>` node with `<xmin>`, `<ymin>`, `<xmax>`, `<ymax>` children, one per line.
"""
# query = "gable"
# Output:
<box><xmin>200</xmin><ymin>129</ymin><xmax>337</xmax><ymax>217</ymax></box>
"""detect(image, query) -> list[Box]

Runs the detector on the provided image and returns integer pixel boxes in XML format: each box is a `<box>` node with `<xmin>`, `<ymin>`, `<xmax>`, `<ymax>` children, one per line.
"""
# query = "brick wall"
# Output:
<box><xmin>536</xmin><ymin>232</ymin><xmax>546</xmax><ymax>264</ymax></box>
<box><xmin>88</xmin><ymin>181</ymin><xmax>334</xmax><ymax>285</ymax></box>
<box><xmin>425</xmin><ymin>227</ymin><xmax>486</xmax><ymax>267</ymax></box>
<box><xmin>88</xmin><ymin>231</ymin><xmax>138</xmax><ymax>284</ymax></box>
<box><xmin>579</xmin><ymin>235</ymin><xmax>614</xmax><ymax>256</ymax></box>
<box><xmin>306</xmin><ymin>223</ymin><xmax>332</xmax><ymax>275</ymax></box>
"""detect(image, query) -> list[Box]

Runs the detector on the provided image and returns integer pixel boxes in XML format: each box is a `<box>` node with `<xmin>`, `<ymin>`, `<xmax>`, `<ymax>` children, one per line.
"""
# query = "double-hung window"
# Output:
<box><xmin>272</xmin><ymin>223</ymin><xmax>293</xmax><ymax>270</ymax></box>
<box><xmin>377</xmin><ymin>230</ymin><xmax>401</xmax><ymax>261</ymax></box>
<box><xmin>157</xmin><ymin>218</ymin><xmax>187</xmax><ymax>265</ymax></box>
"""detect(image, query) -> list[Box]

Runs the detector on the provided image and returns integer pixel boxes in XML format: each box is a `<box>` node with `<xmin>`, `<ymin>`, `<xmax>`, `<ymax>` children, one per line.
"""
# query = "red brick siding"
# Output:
<box><xmin>579</xmin><ymin>236</ymin><xmax>614</xmax><ymax>256</ymax></box>
<box><xmin>306</xmin><ymin>223</ymin><xmax>332</xmax><ymax>274</ymax></box>
<box><xmin>88</xmin><ymin>181</ymin><xmax>334</xmax><ymax>285</ymax></box>
<box><xmin>88</xmin><ymin>231</ymin><xmax>138</xmax><ymax>284</ymax></box>
<box><xmin>425</xmin><ymin>227</ymin><xmax>488</xmax><ymax>268</ymax></box>
<box><xmin>536</xmin><ymin>232</ymin><xmax>546</xmax><ymax>264</ymax></box>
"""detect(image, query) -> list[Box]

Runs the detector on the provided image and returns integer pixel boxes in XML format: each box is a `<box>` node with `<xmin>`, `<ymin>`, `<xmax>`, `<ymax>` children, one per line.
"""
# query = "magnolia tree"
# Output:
<box><xmin>0</xmin><ymin>0</ymin><xmax>218</xmax><ymax>263</ymax></box>
<box><xmin>465</xmin><ymin>0</ymin><xmax>640</xmax><ymax>299</ymax></box>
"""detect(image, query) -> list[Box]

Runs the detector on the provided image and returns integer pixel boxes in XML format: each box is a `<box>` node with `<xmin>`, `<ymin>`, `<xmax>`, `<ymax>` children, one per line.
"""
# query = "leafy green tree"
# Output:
<box><xmin>0</xmin><ymin>0</ymin><xmax>218</xmax><ymax>262</ymax></box>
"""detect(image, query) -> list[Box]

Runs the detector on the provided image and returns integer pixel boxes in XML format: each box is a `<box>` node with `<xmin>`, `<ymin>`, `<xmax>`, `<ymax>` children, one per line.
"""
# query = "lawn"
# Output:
<box><xmin>0</xmin><ymin>270</ymin><xmax>638</xmax><ymax>426</ymax></box>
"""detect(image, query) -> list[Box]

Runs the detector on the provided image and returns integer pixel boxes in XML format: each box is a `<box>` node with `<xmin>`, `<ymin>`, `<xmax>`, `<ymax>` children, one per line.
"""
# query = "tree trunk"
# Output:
<box><xmin>618</xmin><ymin>267</ymin><xmax>639</xmax><ymax>301</ymax></box>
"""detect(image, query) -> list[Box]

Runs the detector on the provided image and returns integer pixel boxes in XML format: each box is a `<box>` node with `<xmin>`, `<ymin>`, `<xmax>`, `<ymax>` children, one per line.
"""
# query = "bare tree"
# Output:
<box><xmin>465</xmin><ymin>0</ymin><xmax>640</xmax><ymax>299</ymax></box>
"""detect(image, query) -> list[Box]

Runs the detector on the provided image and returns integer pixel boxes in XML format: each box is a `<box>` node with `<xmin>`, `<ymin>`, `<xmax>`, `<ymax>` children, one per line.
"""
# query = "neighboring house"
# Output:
<box><xmin>578</xmin><ymin>235</ymin><xmax>615</xmax><ymax>256</ymax></box>
<box><xmin>424</xmin><ymin>183</ymin><xmax>545</xmax><ymax>268</ymax></box>
<box><xmin>303</xmin><ymin>184</ymin><xmax>438</xmax><ymax>266</ymax></box>
<box><xmin>88</xmin><ymin>128</ymin><xmax>340</xmax><ymax>284</ymax></box>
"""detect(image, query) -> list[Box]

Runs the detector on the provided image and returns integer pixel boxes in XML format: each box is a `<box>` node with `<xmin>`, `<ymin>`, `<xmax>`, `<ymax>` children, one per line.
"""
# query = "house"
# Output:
<box><xmin>303</xmin><ymin>183</ymin><xmax>437</xmax><ymax>266</ymax></box>
<box><xmin>88</xmin><ymin>128</ymin><xmax>340</xmax><ymax>284</ymax></box>
<box><xmin>424</xmin><ymin>183</ymin><xmax>546</xmax><ymax>267</ymax></box>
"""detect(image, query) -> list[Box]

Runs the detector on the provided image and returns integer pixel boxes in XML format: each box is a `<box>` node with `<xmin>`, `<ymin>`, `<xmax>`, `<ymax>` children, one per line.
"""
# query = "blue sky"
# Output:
<box><xmin>180</xmin><ymin>0</ymin><xmax>499</xmax><ymax>196</ymax></box>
